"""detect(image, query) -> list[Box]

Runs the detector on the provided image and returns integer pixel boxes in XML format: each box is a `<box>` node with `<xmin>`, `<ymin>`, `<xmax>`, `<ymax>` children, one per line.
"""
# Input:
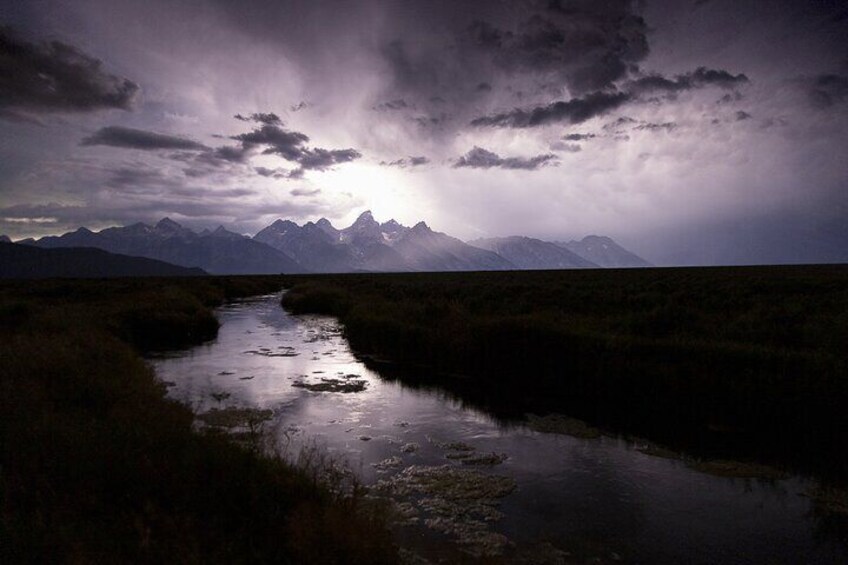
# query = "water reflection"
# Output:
<box><xmin>152</xmin><ymin>294</ymin><xmax>846</xmax><ymax>563</ymax></box>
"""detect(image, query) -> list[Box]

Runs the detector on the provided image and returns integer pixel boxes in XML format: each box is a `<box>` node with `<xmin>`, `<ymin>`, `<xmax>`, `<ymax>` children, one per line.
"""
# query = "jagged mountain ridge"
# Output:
<box><xmin>31</xmin><ymin>218</ymin><xmax>305</xmax><ymax>275</ymax></box>
<box><xmin>557</xmin><ymin>235</ymin><xmax>653</xmax><ymax>268</ymax></box>
<box><xmin>470</xmin><ymin>236</ymin><xmax>598</xmax><ymax>269</ymax></box>
<box><xmin>15</xmin><ymin>212</ymin><xmax>650</xmax><ymax>275</ymax></box>
<box><xmin>255</xmin><ymin>211</ymin><xmax>514</xmax><ymax>273</ymax></box>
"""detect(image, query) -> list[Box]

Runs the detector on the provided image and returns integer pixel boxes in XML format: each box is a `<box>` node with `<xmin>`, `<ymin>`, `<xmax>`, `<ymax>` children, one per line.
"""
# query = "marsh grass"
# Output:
<box><xmin>280</xmin><ymin>266</ymin><xmax>848</xmax><ymax>483</ymax></box>
<box><xmin>0</xmin><ymin>276</ymin><xmax>398</xmax><ymax>564</ymax></box>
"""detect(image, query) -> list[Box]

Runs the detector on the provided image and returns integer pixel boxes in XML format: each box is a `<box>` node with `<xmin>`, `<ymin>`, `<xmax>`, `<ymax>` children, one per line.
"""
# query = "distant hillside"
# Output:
<box><xmin>558</xmin><ymin>236</ymin><xmax>652</xmax><ymax>268</ymax></box>
<box><xmin>470</xmin><ymin>236</ymin><xmax>597</xmax><ymax>269</ymax></box>
<box><xmin>0</xmin><ymin>242</ymin><xmax>207</xmax><ymax>279</ymax></box>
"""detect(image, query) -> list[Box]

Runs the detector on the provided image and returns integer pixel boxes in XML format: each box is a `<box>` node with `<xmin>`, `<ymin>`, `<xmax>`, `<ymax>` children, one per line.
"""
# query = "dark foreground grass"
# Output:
<box><xmin>281</xmin><ymin>266</ymin><xmax>848</xmax><ymax>483</ymax></box>
<box><xmin>0</xmin><ymin>276</ymin><xmax>397</xmax><ymax>564</ymax></box>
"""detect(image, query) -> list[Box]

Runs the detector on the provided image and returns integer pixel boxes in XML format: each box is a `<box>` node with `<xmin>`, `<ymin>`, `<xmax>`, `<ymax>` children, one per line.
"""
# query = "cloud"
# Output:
<box><xmin>290</xmin><ymin>188</ymin><xmax>321</xmax><ymax>197</ymax></box>
<box><xmin>230</xmin><ymin>117</ymin><xmax>361</xmax><ymax>173</ymax></box>
<box><xmin>454</xmin><ymin>146</ymin><xmax>557</xmax><ymax>170</ymax></box>
<box><xmin>0</xmin><ymin>27</ymin><xmax>139</xmax><ymax>115</ymax></box>
<box><xmin>735</xmin><ymin>110</ymin><xmax>752</xmax><ymax>121</ymax></box>
<box><xmin>296</xmin><ymin>148</ymin><xmax>362</xmax><ymax>171</ymax></box>
<box><xmin>471</xmin><ymin>91</ymin><xmax>630</xmax><ymax>128</ymax></box>
<box><xmin>81</xmin><ymin>126</ymin><xmax>209</xmax><ymax>150</ymax></box>
<box><xmin>717</xmin><ymin>92</ymin><xmax>744</xmax><ymax>105</ymax></box>
<box><xmin>254</xmin><ymin>166</ymin><xmax>287</xmax><ymax>178</ymax></box>
<box><xmin>194</xmin><ymin>144</ymin><xmax>257</xmax><ymax>166</ymax></box>
<box><xmin>549</xmin><ymin>141</ymin><xmax>581</xmax><ymax>153</ymax></box>
<box><xmin>563</xmin><ymin>133</ymin><xmax>596</xmax><ymax>141</ymax></box>
<box><xmin>234</xmin><ymin>112</ymin><xmax>283</xmax><ymax>125</ymax></box>
<box><xmin>233</xmin><ymin>124</ymin><xmax>310</xmax><ymax>160</ymax></box>
<box><xmin>465</xmin><ymin>2</ymin><xmax>650</xmax><ymax>94</ymax></box>
<box><xmin>373</xmin><ymin>98</ymin><xmax>409</xmax><ymax>111</ymax></box>
<box><xmin>603</xmin><ymin>116</ymin><xmax>638</xmax><ymax>132</ymax></box>
<box><xmin>629</xmin><ymin>67</ymin><xmax>749</xmax><ymax>95</ymax></box>
<box><xmin>808</xmin><ymin>74</ymin><xmax>848</xmax><ymax>108</ymax></box>
<box><xmin>380</xmin><ymin>39</ymin><xmax>438</xmax><ymax>96</ymax></box>
<box><xmin>381</xmin><ymin>156</ymin><xmax>430</xmax><ymax>168</ymax></box>
<box><xmin>634</xmin><ymin>122</ymin><xmax>677</xmax><ymax>132</ymax></box>
<box><xmin>106</xmin><ymin>167</ymin><xmax>182</xmax><ymax>190</ymax></box>
<box><xmin>412</xmin><ymin>113</ymin><xmax>451</xmax><ymax>128</ymax></box>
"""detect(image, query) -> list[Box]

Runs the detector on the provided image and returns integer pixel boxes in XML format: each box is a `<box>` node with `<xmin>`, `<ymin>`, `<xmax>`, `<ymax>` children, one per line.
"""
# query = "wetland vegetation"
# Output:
<box><xmin>0</xmin><ymin>276</ymin><xmax>397</xmax><ymax>564</ymax></box>
<box><xmin>280</xmin><ymin>265</ymin><xmax>848</xmax><ymax>484</ymax></box>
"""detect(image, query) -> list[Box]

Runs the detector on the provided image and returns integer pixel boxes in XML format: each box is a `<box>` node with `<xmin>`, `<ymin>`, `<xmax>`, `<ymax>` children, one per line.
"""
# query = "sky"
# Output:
<box><xmin>0</xmin><ymin>0</ymin><xmax>846</xmax><ymax>265</ymax></box>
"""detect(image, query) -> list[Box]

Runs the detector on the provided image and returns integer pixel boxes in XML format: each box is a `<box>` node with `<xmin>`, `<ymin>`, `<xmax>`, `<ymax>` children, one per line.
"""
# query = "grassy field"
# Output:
<box><xmin>280</xmin><ymin>265</ymin><xmax>848</xmax><ymax>483</ymax></box>
<box><xmin>0</xmin><ymin>276</ymin><xmax>397</xmax><ymax>564</ymax></box>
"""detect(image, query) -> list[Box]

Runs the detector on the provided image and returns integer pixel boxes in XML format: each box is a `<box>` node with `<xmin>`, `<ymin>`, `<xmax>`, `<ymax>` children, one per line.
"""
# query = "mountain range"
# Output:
<box><xmin>3</xmin><ymin>212</ymin><xmax>651</xmax><ymax>276</ymax></box>
<box><xmin>22</xmin><ymin>218</ymin><xmax>303</xmax><ymax>275</ymax></box>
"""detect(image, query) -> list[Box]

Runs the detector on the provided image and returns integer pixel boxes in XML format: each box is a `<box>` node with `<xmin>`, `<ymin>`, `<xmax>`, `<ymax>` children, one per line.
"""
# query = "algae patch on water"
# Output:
<box><xmin>291</xmin><ymin>375</ymin><xmax>368</xmax><ymax>393</ymax></box>
<box><xmin>374</xmin><ymin>465</ymin><xmax>516</xmax><ymax>557</ymax></box>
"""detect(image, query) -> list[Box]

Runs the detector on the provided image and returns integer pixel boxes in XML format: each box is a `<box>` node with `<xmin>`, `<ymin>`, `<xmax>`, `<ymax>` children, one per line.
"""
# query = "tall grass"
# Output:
<box><xmin>0</xmin><ymin>276</ymin><xmax>398</xmax><ymax>564</ymax></box>
<box><xmin>281</xmin><ymin>266</ymin><xmax>848</xmax><ymax>483</ymax></box>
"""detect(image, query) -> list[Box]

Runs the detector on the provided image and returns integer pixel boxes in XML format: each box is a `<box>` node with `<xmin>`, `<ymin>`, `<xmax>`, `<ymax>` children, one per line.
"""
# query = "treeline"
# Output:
<box><xmin>0</xmin><ymin>276</ymin><xmax>397</xmax><ymax>564</ymax></box>
<box><xmin>281</xmin><ymin>266</ymin><xmax>848</xmax><ymax>483</ymax></box>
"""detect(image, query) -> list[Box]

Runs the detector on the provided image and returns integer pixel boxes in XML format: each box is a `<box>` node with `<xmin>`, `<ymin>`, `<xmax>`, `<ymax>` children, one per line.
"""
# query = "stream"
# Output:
<box><xmin>151</xmin><ymin>294</ymin><xmax>847</xmax><ymax>563</ymax></box>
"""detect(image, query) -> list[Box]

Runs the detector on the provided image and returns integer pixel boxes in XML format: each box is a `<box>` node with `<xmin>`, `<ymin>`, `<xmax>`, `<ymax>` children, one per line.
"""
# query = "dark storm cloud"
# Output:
<box><xmin>81</xmin><ymin>126</ymin><xmax>209</xmax><ymax>150</ymax></box>
<box><xmin>234</xmin><ymin>112</ymin><xmax>283</xmax><ymax>125</ymax></box>
<box><xmin>808</xmin><ymin>74</ymin><xmax>848</xmax><ymax>108</ymax></box>
<box><xmin>229</xmin><ymin>117</ymin><xmax>361</xmax><ymax>173</ymax></box>
<box><xmin>717</xmin><ymin>92</ymin><xmax>744</xmax><ymax>105</ymax></box>
<box><xmin>454</xmin><ymin>147</ymin><xmax>557</xmax><ymax>170</ymax></box>
<box><xmin>0</xmin><ymin>108</ymin><xmax>47</xmax><ymax>125</ymax></box>
<box><xmin>233</xmin><ymin>124</ymin><xmax>310</xmax><ymax>160</ymax></box>
<box><xmin>361</xmin><ymin>0</ymin><xmax>651</xmax><ymax>127</ymax></box>
<box><xmin>471</xmin><ymin>91</ymin><xmax>631</xmax><ymax>128</ymax></box>
<box><xmin>380</xmin><ymin>39</ymin><xmax>439</xmax><ymax>96</ymax></box>
<box><xmin>412</xmin><ymin>113</ymin><xmax>451</xmax><ymax>128</ymax></box>
<box><xmin>373</xmin><ymin>98</ymin><xmax>409</xmax><ymax>111</ymax></box>
<box><xmin>381</xmin><ymin>156</ymin><xmax>430</xmax><ymax>168</ymax></box>
<box><xmin>296</xmin><ymin>148</ymin><xmax>361</xmax><ymax>171</ymax></box>
<box><xmin>563</xmin><ymin>133</ymin><xmax>596</xmax><ymax>141</ymax></box>
<box><xmin>735</xmin><ymin>111</ymin><xmax>752</xmax><ymax>121</ymax></box>
<box><xmin>603</xmin><ymin>116</ymin><xmax>638</xmax><ymax>132</ymax></box>
<box><xmin>0</xmin><ymin>27</ymin><xmax>139</xmax><ymax>115</ymax></box>
<box><xmin>628</xmin><ymin>67</ymin><xmax>749</xmax><ymax>95</ymax></box>
<box><xmin>465</xmin><ymin>1</ymin><xmax>650</xmax><ymax>94</ymax></box>
<box><xmin>254</xmin><ymin>166</ymin><xmax>287</xmax><ymax>178</ymax></box>
<box><xmin>634</xmin><ymin>121</ymin><xmax>677</xmax><ymax>132</ymax></box>
<box><xmin>195</xmin><ymin>144</ymin><xmax>257</xmax><ymax>166</ymax></box>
